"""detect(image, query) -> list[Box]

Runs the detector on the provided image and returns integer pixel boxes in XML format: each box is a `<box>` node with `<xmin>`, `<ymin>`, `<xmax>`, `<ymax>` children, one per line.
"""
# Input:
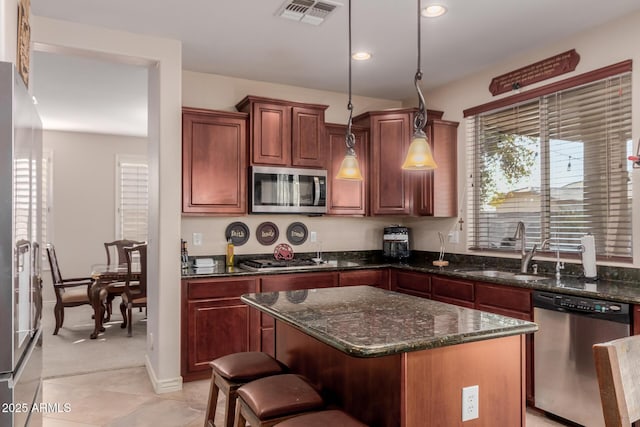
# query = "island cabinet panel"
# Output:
<box><xmin>339</xmin><ymin>269</ymin><xmax>390</xmax><ymax>290</ymax></box>
<box><xmin>182</xmin><ymin>108</ymin><xmax>248</xmax><ymax>214</ymax></box>
<box><xmin>414</xmin><ymin>115</ymin><xmax>459</xmax><ymax>217</ymax></box>
<box><xmin>259</xmin><ymin>272</ymin><xmax>338</xmax><ymax>356</ymax></box>
<box><xmin>181</xmin><ymin>277</ymin><xmax>259</xmax><ymax>381</ymax></box>
<box><xmin>430</xmin><ymin>275</ymin><xmax>475</xmax><ymax>308</ymax></box>
<box><xmin>325</xmin><ymin>124</ymin><xmax>368</xmax><ymax>215</ymax></box>
<box><xmin>236</xmin><ymin>96</ymin><xmax>328</xmax><ymax>168</ymax></box>
<box><xmin>634</xmin><ymin>305</ymin><xmax>640</xmax><ymax>335</ymax></box>
<box><xmin>391</xmin><ymin>270</ymin><xmax>431</xmax><ymax>298</ymax></box>
<box><xmin>354</xmin><ymin>110</ymin><xmax>414</xmax><ymax>215</ymax></box>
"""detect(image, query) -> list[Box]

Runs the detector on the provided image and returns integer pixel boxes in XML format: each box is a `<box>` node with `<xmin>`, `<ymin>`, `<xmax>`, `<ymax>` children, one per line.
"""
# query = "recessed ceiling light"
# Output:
<box><xmin>352</xmin><ymin>51</ymin><xmax>372</xmax><ymax>61</ymax></box>
<box><xmin>421</xmin><ymin>4</ymin><xmax>447</xmax><ymax>18</ymax></box>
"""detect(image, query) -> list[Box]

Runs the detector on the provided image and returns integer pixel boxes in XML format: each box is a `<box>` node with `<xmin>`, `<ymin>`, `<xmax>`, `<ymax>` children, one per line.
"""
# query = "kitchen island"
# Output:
<box><xmin>241</xmin><ymin>285</ymin><xmax>538</xmax><ymax>427</ymax></box>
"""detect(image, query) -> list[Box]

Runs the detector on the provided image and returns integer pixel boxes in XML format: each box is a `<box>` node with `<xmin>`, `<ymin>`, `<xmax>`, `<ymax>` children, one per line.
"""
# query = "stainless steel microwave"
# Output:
<box><xmin>251</xmin><ymin>166</ymin><xmax>327</xmax><ymax>214</ymax></box>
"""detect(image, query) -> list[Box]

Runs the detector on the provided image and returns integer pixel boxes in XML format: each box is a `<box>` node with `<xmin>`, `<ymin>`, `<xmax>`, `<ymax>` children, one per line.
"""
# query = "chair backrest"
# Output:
<box><xmin>104</xmin><ymin>239</ymin><xmax>144</xmax><ymax>265</ymax></box>
<box><xmin>45</xmin><ymin>243</ymin><xmax>63</xmax><ymax>285</ymax></box>
<box><xmin>124</xmin><ymin>244</ymin><xmax>147</xmax><ymax>298</ymax></box>
<box><xmin>593</xmin><ymin>335</ymin><xmax>640</xmax><ymax>427</ymax></box>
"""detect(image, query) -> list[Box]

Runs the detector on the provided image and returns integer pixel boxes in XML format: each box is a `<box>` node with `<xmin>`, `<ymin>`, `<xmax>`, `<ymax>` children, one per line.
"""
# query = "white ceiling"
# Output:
<box><xmin>30</xmin><ymin>0</ymin><xmax>640</xmax><ymax>137</ymax></box>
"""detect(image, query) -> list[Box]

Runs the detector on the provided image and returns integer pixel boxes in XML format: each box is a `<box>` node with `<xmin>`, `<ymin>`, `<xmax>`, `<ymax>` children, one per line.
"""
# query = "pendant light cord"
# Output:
<box><xmin>414</xmin><ymin>0</ymin><xmax>427</xmax><ymax>132</ymax></box>
<box><xmin>345</xmin><ymin>0</ymin><xmax>356</xmax><ymax>156</ymax></box>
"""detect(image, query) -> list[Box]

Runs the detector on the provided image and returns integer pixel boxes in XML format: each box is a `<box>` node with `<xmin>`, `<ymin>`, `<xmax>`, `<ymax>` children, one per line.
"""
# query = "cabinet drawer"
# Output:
<box><xmin>431</xmin><ymin>276</ymin><xmax>474</xmax><ymax>302</ymax></box>
<box><xmin>187</xmin><ymin>278</ymin><xmax>257</xmax><ymax>300</ymax></box>
<box><xmin>261</xmin><ymin>272</ymin><xmax>338</xmax><ymax>292</ymax></box>
<box><xmin>475</xmin><ymin>283</ymin><xmax>531</xmax><ymax>314</ymax></box>
<box><xmin>340</xmin><ymin>269</ymin><xmax>389</xmax><ymax>289</ymax></box>
<box><xmin>392</xmin><ymin>270</ymin><xmax>431</xmax><ymax>294</ymax></box>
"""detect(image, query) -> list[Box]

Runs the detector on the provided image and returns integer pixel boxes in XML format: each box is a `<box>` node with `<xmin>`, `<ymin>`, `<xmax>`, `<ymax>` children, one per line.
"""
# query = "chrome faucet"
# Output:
<box><xmin>514</xmin><ymin>221</ymin><xmax>549</xmax><ymax>273</ymax></box>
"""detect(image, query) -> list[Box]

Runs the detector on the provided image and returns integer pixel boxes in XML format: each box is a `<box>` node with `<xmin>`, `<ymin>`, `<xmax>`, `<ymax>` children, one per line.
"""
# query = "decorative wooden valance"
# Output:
<box><xmin>489</xmin><ymin>49</ymin><xmax>580</xmax><ymax>96</ymax></box>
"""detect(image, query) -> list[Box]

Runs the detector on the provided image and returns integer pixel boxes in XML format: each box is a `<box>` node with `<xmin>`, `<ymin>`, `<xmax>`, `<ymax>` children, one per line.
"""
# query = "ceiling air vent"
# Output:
<box><xmin>277</xmin><ymin>0</ymin><xmax>342</xmax><ymax>26</ymax></box>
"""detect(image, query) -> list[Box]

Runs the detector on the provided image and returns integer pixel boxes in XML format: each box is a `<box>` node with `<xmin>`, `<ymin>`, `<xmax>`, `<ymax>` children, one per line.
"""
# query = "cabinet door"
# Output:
<box><xmin>182</xmin><ymin>109</ymin><xmax>247</xmax><ymax>214</ymax></box>
<box><xmin>252</xmin><ymin>102</ymin><xmax>291</xmax><ymax>165</ymax></box>
<box><xmin>370</xmin><ymin>113</ymin><xmax>413</xmax><ymax>215</ymax></box>
<box><xmin>634</xmin><ymin>305</ymin><xmax>640</xmax><ymax>335</ymax></box>
<box><xmin>391</xmin><ymin>270</ymin><xmax>431</xmax><ymax>298</ymax></box>
<box><xmin>292</xmin><ymin>106</ymin><xmax>325</xmax><ymax>168</ymax></box>
<box><xmin>415</xmin><ymin>118</ymin><xmax>458</xmax><ymax>217</ymax></box>
<box><xmin>339</xmin><ymin>269</ymin><xmax>389</xmax><ymax>290</ymax></box>
<box><xmin>181</xmin><ymin>277</ymin><xmax>258</xmax><ymax>381</ymax></box>
<box><xmin>326</xmin><ymin>124</ymin><xmax>368</xmax><ymax>215</ymax></box>
<box><xmin>431</xmin><ymin>275</ymin><xmax>474</xmax><ymax>308</ymax></box>
<box><xmin>260</xmin><ymin>272</ymin><xmax>338</xmax><ymax>356</ymax></box>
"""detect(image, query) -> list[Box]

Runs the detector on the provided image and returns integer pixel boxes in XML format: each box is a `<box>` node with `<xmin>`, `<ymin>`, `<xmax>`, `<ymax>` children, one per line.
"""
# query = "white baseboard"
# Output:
<box><xmin>145</xmin><ymin>354</ymin><xmax>183</xmax><ymax>394</ymax></box>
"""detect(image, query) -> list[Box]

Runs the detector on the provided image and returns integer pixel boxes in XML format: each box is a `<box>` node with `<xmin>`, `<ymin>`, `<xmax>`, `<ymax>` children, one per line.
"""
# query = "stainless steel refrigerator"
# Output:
<box><xmin>0</xmin><ymin>61</ymin><xmax>43</xmax><ymax>427</ymax></box>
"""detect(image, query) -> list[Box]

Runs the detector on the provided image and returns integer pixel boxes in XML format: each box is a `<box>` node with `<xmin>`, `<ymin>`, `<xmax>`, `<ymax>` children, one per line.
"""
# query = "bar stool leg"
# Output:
<box><xmin>233</xmin><ymin>401</ymin><xmax>248</xmax><ymax>427</ymax></box>
<box><xmin>205</xmin><ymin>370</ymin><xmax>220</xmax><ymax>427</ymax></box>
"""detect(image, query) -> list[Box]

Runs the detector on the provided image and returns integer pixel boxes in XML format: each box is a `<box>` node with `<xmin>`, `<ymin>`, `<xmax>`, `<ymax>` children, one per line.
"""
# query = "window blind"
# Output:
<box><xmin>14</xmin><ymin>158</ymin><xmax>30</xmax><ymax>242</ymax></box>
<box><xmin>467</xmin><ymin>72</ymin><xmax>632</xmax><ymax>259</ymax></box>
<box><xmin>117</xmin><ymin>159</ymin><xmax>148</xmax><ymax>243</ymax></box>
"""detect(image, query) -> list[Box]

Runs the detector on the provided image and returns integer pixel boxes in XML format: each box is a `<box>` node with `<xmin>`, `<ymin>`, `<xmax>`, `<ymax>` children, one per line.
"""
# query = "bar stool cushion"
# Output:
<box><xmin>238</xmin><ymin>374</ymin><xmax>323</xmax><ymax>419</ymax></box>
<box><xmin>210</xmin><ymin>352</ymin><xmax>284</xmax><ymax>381</ymax></box>
<box><xmin>274</xmin><ymin>410</ymin><xmax>367</xmax><ymax>426</ymax></box>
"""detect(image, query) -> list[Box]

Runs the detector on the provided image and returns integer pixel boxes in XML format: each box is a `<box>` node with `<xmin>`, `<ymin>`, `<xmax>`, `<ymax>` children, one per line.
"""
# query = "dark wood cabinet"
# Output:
<box><xmin>182</xmin><ymin>108</ymin><xmax>248</xmax><ymax>215</ymax></box>
<box><xmin>391</xmin><ymin>270</ymin><xmax>431</xmax><ymax>298</ymax></box>
<box><xmin>259</xmin><ymin>272</ymin><xmax>338</xmax><ymax>356</ymax></box>
<box><xmin>325</xmin><ymin>123</ymin><xmax>368</xmax><ymax>215</ymax></box>
<box><xmin>181</xmin><ymin>277</ymin><xmax>259</xmax><ymax>381</ymax></box>
<box><xmin>354</xmin><ymin>109</ymin><xmax>414</xmax><ymax>215</ymax></box>
<box><xmin>431</xmin><ymin>275</ymin><xmax>475</xmax><ymax>308</ymax></box>
<box><xmin>339</xmin><ymin>269</ymin><xmax>390</xmax><ymax>290</ymax></box>
<box><xmin>414</xmin><ymin>111</ymin><xmax>459</xmax><ymax>217</ymax></box>
<box><xmin>236</xmin><ymin>96</ymin><xmax>327</xmax><ymax>168</ymax></box>
<box><xmin>634</xmin><ymin>305</ymin><xmax>640</xmax><ymax>335</ymax></box>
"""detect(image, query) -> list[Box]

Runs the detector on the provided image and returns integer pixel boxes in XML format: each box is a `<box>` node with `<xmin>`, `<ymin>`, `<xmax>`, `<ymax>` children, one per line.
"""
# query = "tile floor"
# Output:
<box><xmin>41</xmin><ymin>366</ymin><xmax>569</xmax><ymax>427</ymax></box>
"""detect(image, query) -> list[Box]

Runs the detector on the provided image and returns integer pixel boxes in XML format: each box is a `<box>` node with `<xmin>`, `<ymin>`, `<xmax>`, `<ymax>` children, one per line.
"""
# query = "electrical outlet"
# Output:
<box><xmin>448</xmin><ymin>230</ymin><xmax>460</xmax><ymax>244</ymax></box>
<box><xmin>192</xmin><ymin>232</ymin><xmax>203</xmax><ymax>246</ymax></box>
<box><xmin>310</xmin><ymin>231</ymin><xmax>317</xmax><ymax>243</ymax></box>
<box><xmin>462</xmin><ymin>385</ymin><xmax>479</xmax><ymax>421</ymax></box>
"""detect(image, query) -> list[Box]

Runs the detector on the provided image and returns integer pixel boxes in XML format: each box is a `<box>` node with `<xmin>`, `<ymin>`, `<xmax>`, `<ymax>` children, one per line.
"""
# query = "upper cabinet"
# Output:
<box><xmin>236</xmin><ymin>96</ymin><xmax>328</xmax><ymax>168</ymax></box>
<box><xmin>414</xmin><ymin>111</ymin><xmax>459</xmax><ymax>217</ymax></box>
<box><xmin>182</xmin><ymin>108</ymin><xmax>248</xmax><ymax>215</ymax></box>
<box><xmin>354</xmin><ymin>109</ymin><xmax>415</xmax><ymax>216</ymax></box>
<box><xmin>325</xmin><ymin>123</ymin><xmax>368</xmax><ymax>216</ymax></box>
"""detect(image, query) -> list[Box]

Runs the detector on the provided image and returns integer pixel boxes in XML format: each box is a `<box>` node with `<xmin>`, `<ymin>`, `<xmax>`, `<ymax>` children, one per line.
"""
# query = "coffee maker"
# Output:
<box><xmin>383</xmin><ymin>225</ymin><xmax>410</xmax><ymax>260</ymax></box>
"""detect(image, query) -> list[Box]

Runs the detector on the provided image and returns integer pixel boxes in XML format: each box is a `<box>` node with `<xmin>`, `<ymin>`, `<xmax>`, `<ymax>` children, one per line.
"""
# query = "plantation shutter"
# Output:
<box><xmin>118</xmin><ymin>159</ymin><xmax>148</xmax><ymax>242</ymax></box>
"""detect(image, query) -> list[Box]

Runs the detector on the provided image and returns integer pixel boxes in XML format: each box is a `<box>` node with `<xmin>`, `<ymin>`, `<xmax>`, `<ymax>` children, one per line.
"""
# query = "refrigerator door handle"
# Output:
<box><xmin>8</xmin><ymin>328</ymin><xmax>41</xmax><ymax>389</ymax></box>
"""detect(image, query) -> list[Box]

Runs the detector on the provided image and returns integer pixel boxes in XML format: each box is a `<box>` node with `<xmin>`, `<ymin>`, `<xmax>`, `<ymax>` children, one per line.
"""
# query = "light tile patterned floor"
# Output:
<box><xmin>41</xmin><ymin>366</ymin><xmax>571</xmax><ymax>426</ymax></box>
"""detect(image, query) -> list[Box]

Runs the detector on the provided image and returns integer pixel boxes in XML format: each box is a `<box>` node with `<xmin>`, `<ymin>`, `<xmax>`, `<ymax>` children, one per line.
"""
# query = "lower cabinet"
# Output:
<box><xmin>431</xmin><ymin>275</ymin><xmax>475</xmax><ymax>308</ymax></box>
<box><xmin>634</xmin><ymin>305</ymin><xmax>640</xmax><ymax>335</ymax></box>
<box><xmin>259</xmin><ymin>272</ymin><xmax>339</xmax><ymax>356</ymax></box>
<box><xmin>181</xmin><ymin>277</ymin><xmax>259</xmax><ymax>381</ymax></box>
<box><xmin>339</xmin><ymin>269</ymin><xmax>390</xmax><ymax>290</ymax></box>
<box><xmin>391</xmin><ymin>270</ymin><xmax>431</xmax><ymax>298</ymax></box>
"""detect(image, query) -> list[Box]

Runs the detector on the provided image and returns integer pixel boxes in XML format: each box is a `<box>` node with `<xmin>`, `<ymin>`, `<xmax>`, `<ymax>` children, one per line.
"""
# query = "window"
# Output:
<box><xmin>116</xmin><ymin>156</ymin><xmax>148</xmax><ymax>242</ymax></box>
<box><xmin>467</xmin><ymin>72</ymin><xmax>632</xmax><ymax>260</ymax></box>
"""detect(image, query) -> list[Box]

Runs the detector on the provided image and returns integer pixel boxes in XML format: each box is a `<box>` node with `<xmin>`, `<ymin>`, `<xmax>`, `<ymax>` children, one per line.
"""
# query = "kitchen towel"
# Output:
<box><xmin>580</xmin><ymin>234</ymin><xmax>597</xmax><ymax>278</ymax></box>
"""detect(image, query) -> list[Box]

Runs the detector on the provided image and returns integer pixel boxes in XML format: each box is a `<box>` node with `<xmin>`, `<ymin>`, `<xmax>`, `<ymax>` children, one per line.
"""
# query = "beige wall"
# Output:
<box><xmin>0</xmin><ymin>0</ymin><xmax>17</xmax><ymax>63</ymax></box>
<box><xmin>406</xmin><ymin>10</ymin><xmax>640</xmax><ymax>268</ymax></box>
<box><xmin>182</xmin><ymin>70</ymin><xmax>403</xmax><ymax>256</ymax></box>
<box><xmin>42</xmin><ymin>130</ymin><xmax>147</xmax><ymax>289</ymax></box>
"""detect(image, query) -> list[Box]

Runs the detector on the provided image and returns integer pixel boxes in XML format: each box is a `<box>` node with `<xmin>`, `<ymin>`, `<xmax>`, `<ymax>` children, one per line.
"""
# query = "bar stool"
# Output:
<box><xmin>205</xmin><ymin>352</ymin><xmax>285</xmax><ymax>427</ymax></box>
<box><xmin>273</xmin><ymin>409</ymin><xmax>368</xmax><ymax>426</ymax></box>
<box><xmin>234</xmin><ymin>374</ymin><xmax>324</xmax><ymax>427</ymax></box>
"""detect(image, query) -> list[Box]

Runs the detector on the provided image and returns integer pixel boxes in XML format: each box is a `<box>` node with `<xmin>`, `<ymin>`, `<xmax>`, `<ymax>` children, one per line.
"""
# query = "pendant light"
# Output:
<box><xmin>401</xmin><ymin>0</ymin><xmax>437</xmax><ymax>171</ymax></box>
<box><xmin>335</xmin><ymin>0</ymin><xmax>363</xmax><ymax>181</ymax></box>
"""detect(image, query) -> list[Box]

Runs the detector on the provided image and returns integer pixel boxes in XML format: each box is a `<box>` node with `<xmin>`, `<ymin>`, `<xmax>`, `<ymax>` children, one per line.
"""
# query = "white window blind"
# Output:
<box><xmin>41</xmin><ymin>152</ymin><xmax>52</xmax><ymax>267</ymax></box>
<box><xmin>467</xmin><ymin>72</ymin><xmax>632</xmax><ymax>259</ymax></box>
<box><xmin>116</xmin><ymin>157</ymin><xmax>148</xmax><ymax>242</ymax></box>
<box><xmin>14</xmin><ymin>158</ymin><xmax>30</xmax><ymax>242</ymax></box>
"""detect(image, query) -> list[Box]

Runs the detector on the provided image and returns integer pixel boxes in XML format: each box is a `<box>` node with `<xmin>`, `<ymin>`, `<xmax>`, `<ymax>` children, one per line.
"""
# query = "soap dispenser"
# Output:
<box><xmin>226</xmin><ymin>239</ymin><xmax>235</xmax><ymax>267</ymax></box>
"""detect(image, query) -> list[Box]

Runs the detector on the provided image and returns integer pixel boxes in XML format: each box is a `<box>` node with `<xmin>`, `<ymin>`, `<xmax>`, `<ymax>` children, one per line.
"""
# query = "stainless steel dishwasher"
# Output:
<box><xmin>533</xmin><ymin>291</ymin><xmax>631</xmax><ymax>427</ymax></box>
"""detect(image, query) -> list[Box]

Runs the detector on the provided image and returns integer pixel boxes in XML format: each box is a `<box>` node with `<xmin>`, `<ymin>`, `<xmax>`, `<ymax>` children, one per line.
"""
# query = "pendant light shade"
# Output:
<box><xmin>336</xmin><ymin>0</ymin><xmax>363</xmax><ymax>181</ymax></box>
<box><xmin>401</xmin><ymin>0</ymin><xmax>437</xmax><ymax>171</ymax></box>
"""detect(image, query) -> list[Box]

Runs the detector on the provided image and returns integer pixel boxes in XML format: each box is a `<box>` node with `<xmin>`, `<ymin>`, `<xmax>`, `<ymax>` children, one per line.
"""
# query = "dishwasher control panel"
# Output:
<box><xmin>533</xmin><ymin>291</ymin><xmax>630</xmax><ymax>321</ymax></box>
<box><xmin>556</xmin><ymin>296</ymin><xmax>622</xmax><ymax>313</ymax></box>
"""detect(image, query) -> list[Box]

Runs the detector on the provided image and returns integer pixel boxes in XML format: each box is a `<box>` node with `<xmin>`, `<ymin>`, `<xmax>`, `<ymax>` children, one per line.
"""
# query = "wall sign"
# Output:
<box><xmin>225</xmin><ymin>222</ymin><xmax>249</xmax><ymax>246</ymax></box>
<box><xmin>489</xmin><ymin>49</ymin><xmax>580</xmax><ymax>96</ymax></box>
<box><xmin>286</xmin><ymin>222</ymin><xmax>308</xmax><ymax>245</ymax></box>
<box><xmin>256</xmin><ymin>222</ymin><xmax>279</xmax><ymax>246</ymax></box>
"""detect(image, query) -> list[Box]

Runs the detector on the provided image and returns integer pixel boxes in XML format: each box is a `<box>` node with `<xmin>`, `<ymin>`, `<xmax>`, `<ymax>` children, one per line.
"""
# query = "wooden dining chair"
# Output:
<box><xmin>103</xmin><ymin>239</ymin><xmax>144</xmax><ymax>320</ymax></box>
<box><xmin>45</xmin><ymin>243</ymin><xmax>94</xmax><ymax>335</ymax></box>
<box><xmin>593</xmin><ymin>335</ymin><xmax>640</xmax><ymax>427</ymax></box>
<box><xmin>120</xmin><ymin>244</ymin><xmax>147</xmax><ymax>337</ymax></box>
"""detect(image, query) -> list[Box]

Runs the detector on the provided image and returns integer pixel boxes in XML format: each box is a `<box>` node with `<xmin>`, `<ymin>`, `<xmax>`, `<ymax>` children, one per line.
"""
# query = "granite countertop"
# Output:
<box><xmin>183</xmin><ymin>257</ymin><xmax>640</xmax><ymax>305</ymax></box>
<box><xmin>241</xmin><ymin>285</ymin><xmax>538</xmax><ymax>358</ymax></box>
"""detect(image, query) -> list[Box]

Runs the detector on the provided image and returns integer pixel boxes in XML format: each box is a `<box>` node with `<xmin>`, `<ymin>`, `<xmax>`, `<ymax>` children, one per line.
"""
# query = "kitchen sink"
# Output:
<box><xmin>457</xmin><ymin>269</ymin><xmax>549</xmax><ymax>282</ymax></box>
